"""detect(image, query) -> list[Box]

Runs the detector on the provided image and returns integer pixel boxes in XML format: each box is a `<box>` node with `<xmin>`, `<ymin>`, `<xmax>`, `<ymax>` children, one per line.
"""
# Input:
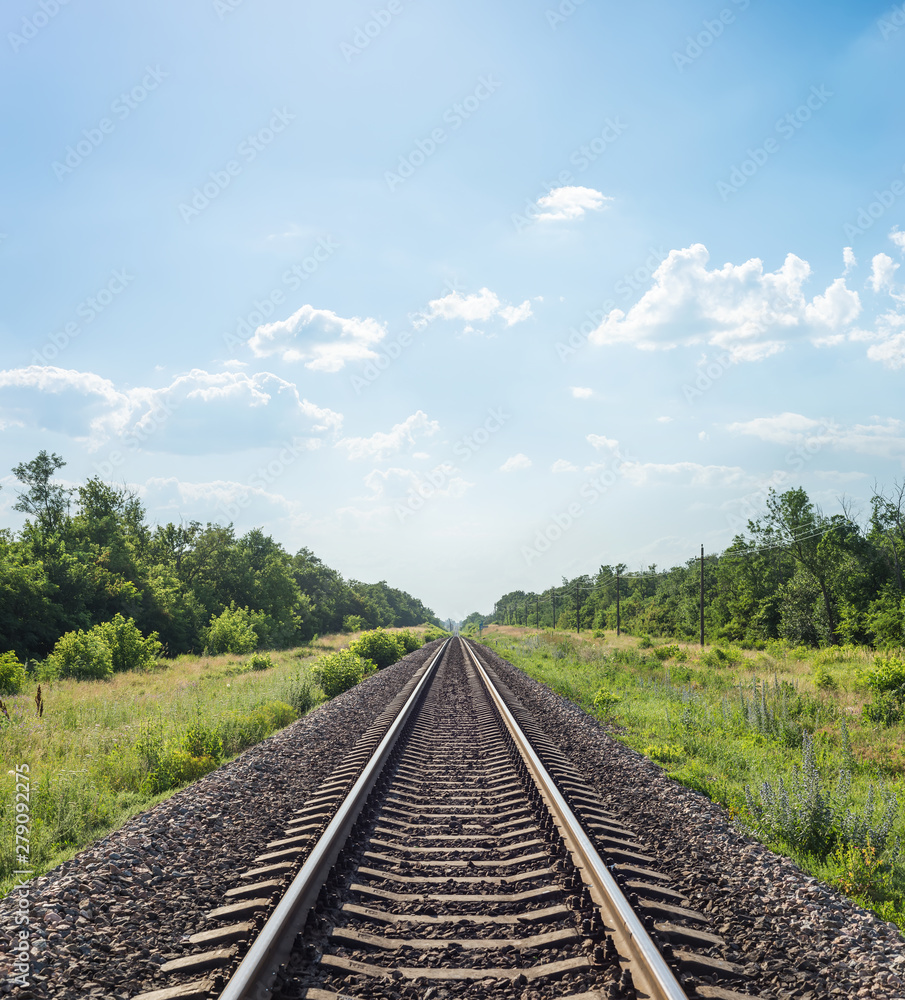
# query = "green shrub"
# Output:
<box><xmin>314</xmin><ymin>650</ymin><xmax>376</xmax><ymax>698</ymax></box>
<box><xmin>813</xmin><ymin>664</ymin><xmax>838</xmax><ymax>691</ymax></box>
<box><xmin>652</xmin><ymin>644</ymin><xmax>681</xmax><ymax>662</ymax></box>
<box><xmin>396</xmin><ymin>630</ymin><xmax>422</xmax><ymax>654</ymax></box>
<box><xmin>592</xmin><ymin>688</ymin><xmax>620</xmax><ymax>714</ymax></box>
<box><xmin>180</xmin><ymin>722</ymin><xmax>223</xmax><ymax>761</ymax></box>
<box><xmin>701</xmin><ymin>645</ymin><xmax>743</xmax><ymax>668</ymax></box>
<box><xmin>342</xmin><ymin>615</ymin><xmax>366</xmax><ymax>632</ymax></box>
<box><xmin>205</xmin><ymin>605</ymin><xmax>258</xmax><ymax>655</ymax></box>
<box><xmin>48</xmin><ymin>629</ymin><xmax>114</xmax><ymax>680</ymax></box>
<box><xmin>348</xmin><ymin>629</ymin><xmax>404</xmax><ymax>669</ymax></box>
<box><xmin>248</xmin><ymin>652</ymin><xmax>273</xmax><ymax>671</ymax></box>
<box><xmin>638</xmin><ymin>635</ymin><xmax>653</xmax><ymax>649</ymax></box>
<box><xmin>0</xmin><ymin>652</ymin><xmax>27</xmax><ymax>695</ymax></box>
<box><xmin>863</xmin><ymin>654</ymin><xmax>905</xmax><ymax>693</ymax></box>
<box><xmin>96</xmin><ymin>614</ymin><xmax>162</xmax><ymax>672</ymax></box>
<box><xmin>282</xmin><ymin>672</ymin><xmax>321</xmax><ymax>716</ymax></box>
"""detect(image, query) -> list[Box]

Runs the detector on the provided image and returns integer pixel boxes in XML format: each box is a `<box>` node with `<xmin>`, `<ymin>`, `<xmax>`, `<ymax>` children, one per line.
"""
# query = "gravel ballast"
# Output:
<box><xmin>0</xmin><ymin>642</ymin><xmax>442</xmax><ymax>999</ymax></box>
<box><xmin>4</xmin><ymin>636</ymin><xmax>904</xmax><ymax>1000</ymax></box>
<box><xmin>478</xmin><ymin>642</ymin><xmax>905</xmax><ymax>1000</ymax></box>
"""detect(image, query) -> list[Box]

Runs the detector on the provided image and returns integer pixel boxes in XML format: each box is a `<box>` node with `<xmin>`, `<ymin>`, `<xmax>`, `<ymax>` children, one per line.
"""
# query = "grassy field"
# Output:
<box><xmin>474</xmin><ymin>624</ymin><xmax>905</xmax><ymax>928</ymax></box>
<box><xmin>0</xmin><ymin>628</ymin><xmax>429</xmax><ymax>899</ymax></box>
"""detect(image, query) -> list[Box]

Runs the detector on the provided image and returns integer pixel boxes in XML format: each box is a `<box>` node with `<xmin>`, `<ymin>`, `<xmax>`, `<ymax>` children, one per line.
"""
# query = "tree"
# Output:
<box><xmin>11</xmin><ymin>450</ymin><xmax>70</xmax><ymax>532</ymax></box>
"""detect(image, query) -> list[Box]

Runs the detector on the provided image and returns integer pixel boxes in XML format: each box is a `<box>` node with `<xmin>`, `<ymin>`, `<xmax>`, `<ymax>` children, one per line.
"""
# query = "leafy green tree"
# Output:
<box><xmin>11</xmin><ymin>450</ymin><xmax>71</xmax><ymax>532</ymax></box>
<box><xmin>204</xmin><ymin>605</ymin><xmax>259</xmax><ymax>654</ymax></box>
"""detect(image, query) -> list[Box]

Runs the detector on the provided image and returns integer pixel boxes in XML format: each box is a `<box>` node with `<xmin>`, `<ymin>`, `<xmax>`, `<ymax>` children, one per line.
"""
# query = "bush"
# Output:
<box><xmin>314</xmin><ymin>650</ymin><xmax>376</xmax><ymax>698</ymax></box>
<box><xmin>180</xmin><ymin>722</ymin><xmax>223</xmax><ymax>761</ymax></box>
<box><xmin>96</xmin><ymin>614</ymin><xmax>162</xmax><ymax>672</ymax></box>
<box><xmin>396</xmin><ymin>630</ymin><xmax>422</xmax><ymax>654</ymax></box>
<box><xmin>218</xmin><ymin>701</ymin><xmax>297</xmax><ymax>755</ymax></box>
<box><xmin>48</xmin><ymin>630</ymin><xmax>114</xmax><ymax>680</ymax></box>
<box><xmin>342</xmin><ymin>615</ymin><xmax>366</xmax><ymax>633</ymax></box>
<box><xmin>282</xmin><ymin>672</ymin><xmax>321</xmax><ymax>716</ymax></box>
<box><xmin>701</xmin><ymin>645</ymin><xmax>743</xmax><ymax>668</ymax></box>
<box><xmin>652</xmin><ymin>644</ymin><xmax>681</xmax><ymax>662</ymax></box>
<box><xmin>348</xmin><ymin>629</ymin><xmax>404</xmax><ymax>669</ymax></box>
<box><xmin>248</xmin><ymin>652</ymin><xmax>273</xmax><ymax>671</ymax></box>
<box><xmin>863</xmin><ymin>654</ymin><xmax>905</xmax><ymax>693</ymax></box>
<box><xmin>813</xmin><ymin>664</ymin><xmax>838</xmax><ymax>691</ymax></box>
<box><xmin>205</xmin><ymin>605</ymin><xmax>259</xmax><ymax>655</ymax></box>
<box><xmin>638</xmin><ymin>635</ymin><xmax>653</xmax><ymax>649</ymax></box>
<box><xmin>0</xmin><ymin>652</ymin><xmax>27</xmax><ymax>695</ymax></box>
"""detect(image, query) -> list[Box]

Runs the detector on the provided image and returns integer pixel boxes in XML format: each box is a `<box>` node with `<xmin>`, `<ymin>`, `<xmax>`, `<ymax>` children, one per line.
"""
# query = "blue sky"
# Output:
<box><xmin>2</xmin><ymin>0</ymin><xmax>905</xmax><ymax>620</ymax></box>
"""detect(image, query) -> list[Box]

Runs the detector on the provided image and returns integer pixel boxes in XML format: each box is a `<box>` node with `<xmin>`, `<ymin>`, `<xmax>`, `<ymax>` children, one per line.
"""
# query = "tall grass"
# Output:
<box><xmin>480</xmin><ymin>626</ymin><xmax>905</xmax><ymax>927</ymax></box>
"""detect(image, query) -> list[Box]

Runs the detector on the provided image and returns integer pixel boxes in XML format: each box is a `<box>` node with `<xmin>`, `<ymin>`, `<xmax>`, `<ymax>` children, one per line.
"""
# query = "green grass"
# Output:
<box><xmin>479</xmin><ymin>625</ymin><xmax>905</xmax><ymax>928</ymax></box>
<box><xmin>0</xmin><ymin>627</ymin><xmax>431</xmax><ymax>898</ymax></box>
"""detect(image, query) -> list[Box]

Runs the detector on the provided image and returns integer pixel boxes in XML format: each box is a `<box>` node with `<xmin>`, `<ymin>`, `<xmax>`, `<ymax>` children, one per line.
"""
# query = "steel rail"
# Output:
<box><xmin>217</xmin><ymin>637</ymin><xmax>453</xmax><ymax>1000</ymax></box>
<box><xmin>460</xmin><ymin>637</ymin><xmax>690</xmax><ymax>1000</ymax></box>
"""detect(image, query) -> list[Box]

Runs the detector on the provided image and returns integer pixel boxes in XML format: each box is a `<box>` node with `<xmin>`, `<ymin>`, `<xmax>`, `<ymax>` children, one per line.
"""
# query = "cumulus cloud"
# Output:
<box><xmin>248</xmin><ymin>304</ymin><xmax>387</xmax><ymax>372</ymax></box>
<box><xmin>500</xmin><ymin>453</ymin><xmax>532</xmax><ymax>472</ymax></box>
<box><xmin>728</xmin><ymin>412</ymin><xmax>905</xmax><ymax>460</ymax></box>
<box><xmin>890</xmin><ymin>228</ymin><xmax>905</xmax><ymax>253</ymax></box>
<box><xmin>536</xmin><ymin>186</ymin><xmax>611</xmax><ymax>221</ymax></box>
<box><xmin>843</xmin><ymin>247</ymin><xmax>856</xmax><ymax>273</ymax></box>
<box><xmin>337</xmin><ymin>410</ymin><xmax>439</xmax><ymax>461</ymax></box>
<box><xmin>415</xmin><ymin>287</ymin><xmax>532</xmax><ymax>333</ymax></box>
<box><xmin>0</xmin><ymin>366</ymin><xmax>341</xmax><ymax>453</ymax></box>
<box><xmin>870</xmin><ymin>253</ymin><xmax>900</xmax><ymax>293</ymax></box>
<box><xmin>570</xmin><ymin>386</ymin><xmax>593</xmax><ymax>399</ymax></box>
<box><xmin>589</xmin><ymin>243</ymin><xmax>861</xmax><ymax>361</ymax></box>
<box><xmin>551</xmin><ymin>459</ymin><xmax>579</xmax><ymax>473</ymax></box>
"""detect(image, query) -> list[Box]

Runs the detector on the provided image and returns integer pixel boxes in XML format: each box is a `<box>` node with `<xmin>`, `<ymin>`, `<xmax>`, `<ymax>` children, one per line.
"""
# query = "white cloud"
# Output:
<box><xmin>570</xmin><ymin>386</ymin><xmax>593</xmax><ymax>399</ymax></box>
<box><xmin>728</xmin><ymin>412</ymin><xmax>905</xmax><ymax>460</ymax></box>
<box><xmin>337</xmin><ymin>410</ymin><xmax>439</xmax><ymax>461</ymax></box>
<box><xmin>843</xmin><ymin>247</ymin><xmax>856</xmax><ymax>274</ymax></box>
<box><xmin>0</xmin><ymin>366</ymin><xmax>342</xmax><ymax>454</ymax></box>
<box><xmin>589</xmin><ymin>243</ymin><xmax>861</xmax><ymax>361</ymax></box>
<box><xmin>415</xmin><ymin>287</ymin><xmax>532</xmax><ymax>332</ymax></box>
<box><xmin>551</xmin><ymin>459</ymin><xmax>579</xmax><ymax>473</ymax></box>
<box><xmin>363</xmin><ymin>464</ymin><xmax>473</xmax><ymax>501</ymax></box>
<box><xmin>248</xmin><ymin>304</ymin><xmax>387</xmax><ymax>372</ymax></box>
<box><xmin>890</xmin><ymin>227</ymin><xmax>905</xmax><ymax>253</ymax></box>
<box><xmin>619</xmin><ymin>462</ymin><xmax>751</xmax><ymax>488</ymax></box>
<box><xmin>587</xmin><ymin>434</ymin><xmax>622</xmax><ymax>457</ymax></box>
<box><xmin>657</xmin><ymin>416</ymin><xmax>672</xmax><ymax>423</ymax></box>
<box><xmin>870</xmin><ymin>253</ymin><xmax>899</xmax><ymax>293</ymax></box>
<box><xmin>698</xmin><ymin>431</ymin><xmax>709</xmax><ymax>441</ymax></box>
<box><xmin>500</xmin><ymin>453</ymin><xmax>532</xmax><ymax>472</ymax></box>
<box><xmin>536</xmin><ymin>186</ymin><xmax>611</xmax><ymax>221</ymax></box>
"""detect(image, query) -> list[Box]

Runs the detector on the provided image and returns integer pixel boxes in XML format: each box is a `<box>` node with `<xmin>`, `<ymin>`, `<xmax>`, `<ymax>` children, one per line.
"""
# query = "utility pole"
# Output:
<box><xmin>575</xmin><ymin>582</ymin><xmax>580</xmax><ymax>634</ymax></box>
<box><xmin>524</xmin><ymin>598</ymin><xmax>528</xmax><ymax>627</ymax></box>
<box><xmin>535</xmin><ymin>595</ymin><xmax>539</xmax><ymax>629</ymax></box>
<box><xmin>552</xmin><ymin>589</ymin><xmax>556</xmax><ymax>634</ymax></box>
<box><xmin>700</xmin><ymin>544</ymin><xmax>705</xmax><ymax>647</ymax></box>
<box><xmin>616</xmin><ymin>573</ymin><xmax>621</xmax><ymax>636</ymax></box>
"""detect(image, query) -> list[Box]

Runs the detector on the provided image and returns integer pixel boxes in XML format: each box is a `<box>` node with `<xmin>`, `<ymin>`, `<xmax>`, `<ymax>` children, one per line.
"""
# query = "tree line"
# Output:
<box><xmin>463</xmin><ymin>485</ymin><xmax>905</xmax><ymax>648</ymax></box>
<box><xmin>0</xmin><ymin>452</ymin><xmax>441</xmax><ymax>661</ymax></box>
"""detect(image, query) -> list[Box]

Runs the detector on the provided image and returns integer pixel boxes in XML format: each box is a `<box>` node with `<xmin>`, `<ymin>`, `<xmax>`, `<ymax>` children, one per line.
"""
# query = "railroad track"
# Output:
<box><xmin>137</xmin><ymin>637</ymin><xmax>756</xmax><ymax>1000</ymax></box>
